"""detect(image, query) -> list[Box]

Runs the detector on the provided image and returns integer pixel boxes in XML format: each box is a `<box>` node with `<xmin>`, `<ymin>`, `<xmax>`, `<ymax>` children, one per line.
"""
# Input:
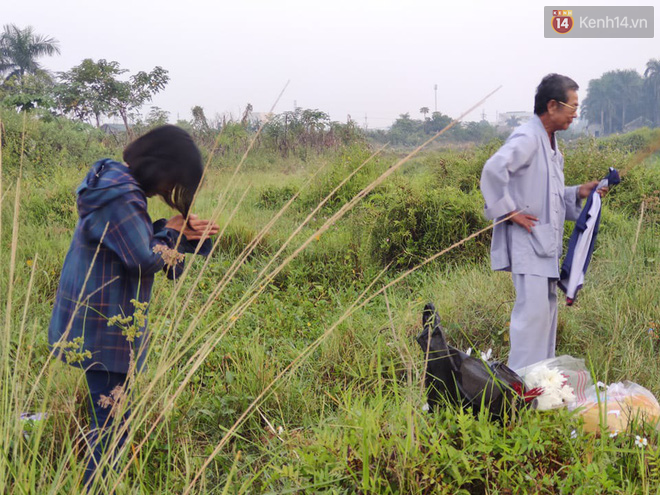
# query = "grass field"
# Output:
<box><xmin>2</xmin><ymin>112</ymin><xmax>660</xmax><ymax>493</ymax></box>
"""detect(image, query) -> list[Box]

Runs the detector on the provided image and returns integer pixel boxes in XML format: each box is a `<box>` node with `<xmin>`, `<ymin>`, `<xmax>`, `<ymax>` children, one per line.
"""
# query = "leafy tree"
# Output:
<box><xmin>582</xmin><ymin>70</ymin><xmax>644</xmax><ymax>134</ymax></box>
<box><xmin>425</xmin><ymin>111</ymin><xmax>453</xmax><ymax>134</ymax></box>
<box><xmin>56</xmin><ymin>59</ymin><xmax>120</xmax><ymax>127</ymax></box>
<box><xmin>300</xmin><ymin>108</ymin><xmax>330</xmax><ymax>148</ymax></box>
<box><xmin>1</xmin><ymin>70</ymin><xmax>55</xmax><ymax>112</ymax></box>
<box><xmin>644</xmin><ymin>59</ymin><xmax>660</xmax><ymax>126</ymax></box>
<box><xmin>301</xmin><ymin>108</ymin><xmax>330</xmax><ymax>132</ymax></box>
<box><xmin>581</xmin><ymin>77</ymin><xmax>608</xmax><ymax>132</ymax></box>
<box><xmin>109</xmin><ymin>65</ymin><xmax>169</xmax><ymax>134</ymax></box>
<box><xmin>613</xmin><ymin>70</ymin><xmax>643</xmax><ymax>129</ymax></box>
<box><xmin>191</xmin><ymin>105</ymin><xmax>208</xmax><ymax>130</ymax></box>
<box><xmin>56</xmin><ymin>59</ymin><xmax>169</xmax><ymax>133</ymax></box>
<box><xmin>457</xmin><ymin>120</ymin><xmax>497</xmax><ymax>142</ymax></box>
<box><xmin>390</xmin><ymin>113</ymin><xmax>416</xmax><ymax>133</ymax></box>
<box><xmin>145</xmin><ymin>106</ymin><xmax>169</xmax><ymax>127</ymax></box>
<box><xmin>260</xmin><ymin>107</ymin><xmax>358</xmax><ymax>156</ymax></box>
<box><xmin>0</xmin><ymin>24</ymin><xmax>60</xmax><ymax>83</ymax></box>
<box><xmin>240</xmin><ymin>102</ymin><xmax>253</xmax><ymax>126</ymax></box>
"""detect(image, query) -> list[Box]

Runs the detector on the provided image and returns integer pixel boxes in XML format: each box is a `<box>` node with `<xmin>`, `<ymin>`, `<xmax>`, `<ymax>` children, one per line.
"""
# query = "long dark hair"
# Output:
<box><xmin>123</xmin><ymin>125</ymin><xmax>203</xmax><ymax>218</ymax></box>
<box><xmin>534</xmin><ymin>74</ymin><xmax>579</xmax><ymax>116</ymax></box>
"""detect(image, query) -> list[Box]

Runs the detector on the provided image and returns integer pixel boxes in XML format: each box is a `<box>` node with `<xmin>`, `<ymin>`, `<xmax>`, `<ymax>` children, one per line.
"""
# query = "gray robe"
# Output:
<box><xmin>480</xmin><ymin>115</ymin><xmax>583</xmax><ymax>278</ymax></box>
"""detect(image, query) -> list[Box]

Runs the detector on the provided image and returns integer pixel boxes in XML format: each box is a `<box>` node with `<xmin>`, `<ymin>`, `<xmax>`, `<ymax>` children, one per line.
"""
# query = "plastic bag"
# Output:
<box><xmin>576</xmin><ymin>381</ymin><xmax>660</xmax><ymax>433</ymax></box>
<box><xmin>516</xmin><ymin>355</ymin><xmax>593</xmax><ymax>405</ymax></box>
<box><xmin>417</xmin><ymin>303</ymin><xmax>536</xmax><ymax>420</ymax></box>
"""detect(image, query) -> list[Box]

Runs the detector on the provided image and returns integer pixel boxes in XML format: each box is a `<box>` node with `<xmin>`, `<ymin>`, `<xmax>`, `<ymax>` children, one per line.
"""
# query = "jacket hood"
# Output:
<box><xmin>76</xmin><ymin>159</ymin><xmax>143</xmax><ymax>217</ymax></box>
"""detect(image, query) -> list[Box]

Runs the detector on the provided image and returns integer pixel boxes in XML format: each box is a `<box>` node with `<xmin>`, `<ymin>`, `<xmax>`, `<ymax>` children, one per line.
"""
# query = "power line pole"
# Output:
<box><xmin>434</xmin><ymin>84</ymin><xmax>438</xmax><ymax>112</ymax></box>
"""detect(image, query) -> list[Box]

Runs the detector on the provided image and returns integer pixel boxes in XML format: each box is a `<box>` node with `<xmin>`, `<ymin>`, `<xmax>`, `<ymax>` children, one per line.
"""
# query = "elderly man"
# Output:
<box><xmin>480</xmin><ymin>74</ymin><xmax>605</xmax><ymax>370</ymax></box>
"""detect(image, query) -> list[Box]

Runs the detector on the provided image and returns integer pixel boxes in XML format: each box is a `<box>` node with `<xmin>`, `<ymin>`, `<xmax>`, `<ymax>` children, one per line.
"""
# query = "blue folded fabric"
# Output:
<box><xmin>558</xmin><ymin>168</ymin><xmax>620</xmax><ymax>305</ymax></box>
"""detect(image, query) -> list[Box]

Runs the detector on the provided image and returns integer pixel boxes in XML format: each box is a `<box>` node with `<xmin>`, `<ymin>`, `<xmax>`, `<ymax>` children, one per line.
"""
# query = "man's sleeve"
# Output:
<box><xmin>563</xmin><ymin>186</ymin><xmax>583</xmax><ymax>221</ymax></box>
<box><xmin>480</xmin><ymin>133</ymin><xmax>537</xmax><ymax>220</ymax></box>
<box><xmin>87</xmin><ymin>193</ymin><xmax>178</xmax><ymax>275</ymax></box>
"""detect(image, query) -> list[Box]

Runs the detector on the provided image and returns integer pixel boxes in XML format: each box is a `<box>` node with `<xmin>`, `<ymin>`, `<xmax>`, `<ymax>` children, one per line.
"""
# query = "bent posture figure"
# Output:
<box><xmin>48</xmin><ymin>125</ymin><xmax>219</xmax><ymax>489</ymax></box>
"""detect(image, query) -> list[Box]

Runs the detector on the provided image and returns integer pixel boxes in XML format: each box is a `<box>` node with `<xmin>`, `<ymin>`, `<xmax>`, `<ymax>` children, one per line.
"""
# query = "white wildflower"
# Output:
<box><xmin>465</xmin><ymin>348</ymin><xmax>472</xmax><ymax>356</ymax></box>
<box><xmin>422</xmin><ymin>403</ymin><xmax>430</xmax><ymax>412</ymax></box>
<box><xmin>635</xmin><ymin>435</ymin><xmax>648</xmax><ymax>448</ymax></box>
<box><xmin>480</xmin><ymin>348</ymin><xmax>493</xmax><ymax>361</ymax></box>
<box><xmin>570</xmin><ymin>430</ymin><xmax>577</xmax><ymax>439</ymax></box>
<box><xmin>609</xmin><ymin>431</ymin><xmax>618</xmax><ymax>438</ymax></box>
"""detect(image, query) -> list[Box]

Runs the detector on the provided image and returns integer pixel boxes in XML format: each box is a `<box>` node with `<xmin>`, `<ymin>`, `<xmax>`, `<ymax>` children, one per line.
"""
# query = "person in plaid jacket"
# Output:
<box><xmin>48</xmin><ymin>125</ymin><xmax>218</xmax><ymax>489</ymax></box>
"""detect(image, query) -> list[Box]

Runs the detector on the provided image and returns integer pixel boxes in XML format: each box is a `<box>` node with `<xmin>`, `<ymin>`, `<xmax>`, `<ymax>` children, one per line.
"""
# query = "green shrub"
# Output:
<box><xmin>606</xmin><ymin>157</ymin><xmax>660</xmax><ymax>219</ymax></box>
<box><xmin>286</xmin><ymin>222</ymin><xmax>371</xmax><ymax>288</ymax></box>
<box><xmin>256</xmin><ymin>184</ymin><xmax>298</xmax><ymax>209</ymax></box>
<box><xmin>298</xmin><ymin>144</ymin><xmax>389</xmax><ymax>212</ymax></box>
<box><xmin>0</xmin><ymin>109</ymin><xmax>117</xmax><ymax>177</ymax></box>
<box><xmin>599</xmin><ymin>127</ymin><xmax>660</xmax><ymax>153</ymax></box>
<box><xmin>367</xmin><ymin>181</ymin><xmax>490</xmax><ymax>268</ymax></box>
<box><xmin>23</xmin><ymin>185</ymin><xmax>77</xmax><ymax>228</ymax></box>
<box><xmin>562</xmin><ymin>136</ymin><xmax>628</xmax><ymax>186</ymax></box>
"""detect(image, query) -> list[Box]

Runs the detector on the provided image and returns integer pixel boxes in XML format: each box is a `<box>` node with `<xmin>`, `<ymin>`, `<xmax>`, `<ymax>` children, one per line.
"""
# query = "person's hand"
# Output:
<box><xmin>166</xmin><ymin>214</ymin><xmax>220</xmax><ymax>241</ymax></box>
<box><xmin>508</xmin><ymin>211</ymin><xmax>538</xmax><ymax>233</ymax></box>
<box><xmin>579</xmin><ymin>181</ymin><xmax>609</xmax><ymax>198</ymax></box>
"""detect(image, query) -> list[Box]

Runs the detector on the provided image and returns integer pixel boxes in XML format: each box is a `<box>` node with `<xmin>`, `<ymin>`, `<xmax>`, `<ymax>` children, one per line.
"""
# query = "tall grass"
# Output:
<box><xmin>3</xmin><ymin>104</ymin><xmax>660</xmax><ymax>493</ymax></box>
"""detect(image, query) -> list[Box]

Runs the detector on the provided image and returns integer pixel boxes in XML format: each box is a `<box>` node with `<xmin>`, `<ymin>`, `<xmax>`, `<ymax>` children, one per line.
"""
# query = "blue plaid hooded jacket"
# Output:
<box><xmin>48</xmin><ymin>159</ymin><xmax>179</xmax><ymax>374</ymax></box>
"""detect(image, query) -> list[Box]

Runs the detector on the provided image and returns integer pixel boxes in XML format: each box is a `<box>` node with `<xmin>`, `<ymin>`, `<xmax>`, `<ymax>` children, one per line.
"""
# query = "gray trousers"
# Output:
<box><xmin>507</xmin><ymin>274</ymin><xmax>558</xmax><ymax>371</ymax></box>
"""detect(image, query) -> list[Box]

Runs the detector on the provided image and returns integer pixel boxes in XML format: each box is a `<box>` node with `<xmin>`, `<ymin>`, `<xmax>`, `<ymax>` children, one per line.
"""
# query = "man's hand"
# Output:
<box><xmin>579</xmin><ymin>180</ymin><xmax>609</xmax><ymax>199</ymax></box>
<box><xmin>166</xmin><ymin>214</ymin><xmax>220</xmax><ymax>241</ymax></box>
<box><xmin>508</xmin><ymin>211</ymin><xmax>538</xmax><ymax>233</ymax></box>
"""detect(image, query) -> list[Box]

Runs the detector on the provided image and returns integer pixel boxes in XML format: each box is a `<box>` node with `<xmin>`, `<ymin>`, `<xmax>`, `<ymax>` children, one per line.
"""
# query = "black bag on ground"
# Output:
<box><xmin>417</xmin><ymin>302</ymin><xmax>534</xmax><ymax>419</ymax></box>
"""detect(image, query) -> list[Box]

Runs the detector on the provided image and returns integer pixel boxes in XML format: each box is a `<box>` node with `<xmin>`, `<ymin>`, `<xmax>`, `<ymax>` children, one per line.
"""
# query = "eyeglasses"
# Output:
<box><xmin>556</xmin><ymin>100</ymin><xmax>578</xmax><ymax>112</ymax></box>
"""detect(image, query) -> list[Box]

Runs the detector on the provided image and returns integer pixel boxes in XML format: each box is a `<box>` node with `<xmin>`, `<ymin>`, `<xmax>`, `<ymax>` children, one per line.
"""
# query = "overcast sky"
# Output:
<box><xmin>5</xmin><ymin>0</ymin><xmax>658</xmax><ymax>127</ymax></box>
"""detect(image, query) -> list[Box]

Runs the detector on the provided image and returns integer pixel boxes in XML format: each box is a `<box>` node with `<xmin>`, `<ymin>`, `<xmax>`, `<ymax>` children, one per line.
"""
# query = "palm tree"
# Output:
<box><xmin>644</xmin><ymin>59</ymin><xmax>660</xmax><ymax>126</ymax></box>
<box><xmin>0</xmin><ymin>24</ymin><xmax>60</xmax><ymax>83</ymax></box>
<box><xmin>419</xmin><ymin>107</ymin><xmax>430</xmax><ymax>119</ymax></box>
<box><xmin>610</xmin><ymin>69</ymin><xmax>644</xmax><ymax>130</ymax></box>
<box><xmin>582</xmin><ymin>77</ymin><xmax>613</xmax><ymax>134</ymax></box>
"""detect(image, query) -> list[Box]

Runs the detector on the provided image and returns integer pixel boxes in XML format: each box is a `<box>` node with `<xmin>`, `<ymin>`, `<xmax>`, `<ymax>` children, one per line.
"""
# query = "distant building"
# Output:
<box><xmin>623</xmin><ymin>116</ymin><xmax>653</xmax><ymax>133</ymax></box>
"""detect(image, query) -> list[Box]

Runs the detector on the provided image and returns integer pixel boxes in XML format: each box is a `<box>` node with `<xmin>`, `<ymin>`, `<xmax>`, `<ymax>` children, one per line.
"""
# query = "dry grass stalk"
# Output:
<box><xmin>0</xmin><ymin>118</ymin><xmax>3</xmax><ymax>277</ymax></box>
<box><xmin>623</xmin><ymin>200</ymin><xmax>645</xmax><ymax>289</ymax></box>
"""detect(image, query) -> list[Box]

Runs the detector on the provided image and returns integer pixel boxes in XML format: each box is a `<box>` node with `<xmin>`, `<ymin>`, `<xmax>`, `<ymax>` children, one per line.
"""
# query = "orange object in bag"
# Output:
<box><xmin>577</xmin><ymin>382</ymin><xmax>660</xmax><ymax>433</ymax></box>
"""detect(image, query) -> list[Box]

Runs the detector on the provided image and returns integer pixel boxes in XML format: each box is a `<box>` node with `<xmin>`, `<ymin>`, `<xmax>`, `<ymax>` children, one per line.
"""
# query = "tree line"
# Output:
<box><xmin>0</xmin><ymin>24</ymin><xmax>362</xmax><ymax>156</ymax></box>
<box><xmin>0</xmin><ymin>24</ymin><xmax>168</xmax><ymax>136</ymax></box>
<box><xmin>366</xmin><ymin>111</ymin><xmax>503</xmax><ymax>146</ymax></box>
<box><xmin>2</xmin><ymin>22</ymin><xmax>658</xmax><ymax>148</ymax></box>
<box><xmin>581</xmin><ymin>59</ymin><xmax>660</xmax><ymax>135</ymax></box>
